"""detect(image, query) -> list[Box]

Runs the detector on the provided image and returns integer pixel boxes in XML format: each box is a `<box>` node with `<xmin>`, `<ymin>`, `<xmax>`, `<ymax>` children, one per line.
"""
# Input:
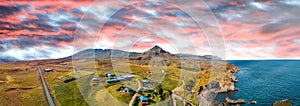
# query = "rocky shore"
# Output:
<box><xmin>215</xmin><ymin>64</ymin><xmax>240</xmax><ymax>93</ymax></box>
<box><xmin>273</xmin><ymin>99</ymin><xmax>292</xmax><ymax>106</ymax></box>
<box><xmin>218</xmin><ymin>64</ymin><xmax>258</xmax><ymax>105</ymax></box>
<box><xmin>197</xmin><ymin>64</ymin><xmax>244</xmax><ymax>106</ymax></box>
<box><xmin>225</xmin><ymin>97</ymin><xmax>246</xmax><ymax>104</ymax></box>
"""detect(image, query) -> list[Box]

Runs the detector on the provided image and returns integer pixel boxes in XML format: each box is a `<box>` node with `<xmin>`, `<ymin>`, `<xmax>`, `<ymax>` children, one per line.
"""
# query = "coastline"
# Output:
<box><xmin>213</xmin><ymin>64</ymin><xmax>253</xmax><ymax>105</ymax></box>
<box><xmin>197</xmin><ymin>63</ymin><xmax>243</xmax><ymax>105</ymax></box>
<box><xmin>216</xmin><ymin>65</ymin><xmax>240</xmax><ymax>94</ymax></box>
<box><xmin>216</xmin><ymin>64</ymin><xmax>258</xmax><ymax>105</ymax></box>
<box><xmin>216</xmin><ymin>60</ymin><xmax>299</xmax><ymax>106</ymax></box>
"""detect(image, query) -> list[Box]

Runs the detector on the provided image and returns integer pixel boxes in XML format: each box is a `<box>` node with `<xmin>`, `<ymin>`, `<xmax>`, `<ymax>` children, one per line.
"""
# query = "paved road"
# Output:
<box><xmin>172</xmin><ymin>93</ymin><xmax>196</xmax><ymax>106</ymax></box>
<box><xmin>128</xmin><ymin>79</ymin><xmax>141</xmax><ymax>106</ymax></box>
<box><xmin>172</xmin><ymin>80</ymin><xmax>184</xmax><ymax>106</ymax></box>
<box><xmin>171</xmin><ymin>80</ymin><xmax>195</xmax><ymax>106</ymax></box>
<box><xmin>38</xmin><ymin>66</ymin><xmax>56</xmax><ymax>106</ymax></box>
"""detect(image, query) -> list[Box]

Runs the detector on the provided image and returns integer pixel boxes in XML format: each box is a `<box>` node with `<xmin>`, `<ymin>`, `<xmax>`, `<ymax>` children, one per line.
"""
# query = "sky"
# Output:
<box><xmin>0</xmin><ymin>0</ymin><xmax>299</xmax><ymax>62</ymax></box>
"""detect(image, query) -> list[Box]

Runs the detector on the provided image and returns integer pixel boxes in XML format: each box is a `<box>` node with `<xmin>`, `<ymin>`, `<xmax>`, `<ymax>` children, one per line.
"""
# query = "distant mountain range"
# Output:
<box><xmin>0</xmin><ymin>45</ymin><xmax>221</xmax><ymax>63</ymax></box>
<box><xmin>69</xmin><ymin>45</ymin><xmax>221</xmax><ymax>61</ymax></box>
<box><xmin>0</xmin><ymin>56</ymin><xmax>18</xmax><ymax>63</ymax></box>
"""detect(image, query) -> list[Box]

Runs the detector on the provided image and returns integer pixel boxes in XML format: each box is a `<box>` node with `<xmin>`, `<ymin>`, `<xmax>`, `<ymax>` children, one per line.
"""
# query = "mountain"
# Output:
<box><xmin>67</xmin><ymin>45</ymin><xmax>221</xmax><ymax>61</ymax></box>
<box><xmin>144</xmin><ymin>45</ymin><xmax>169</xmax><ymax>56</ymax></box>
<box><xmin>136</xmin><ymin>45</ymin><xmax>176</xmax><ymax>60</ymax></box>
<box><xmin>0</xmin><ymin>55</ymin><xmax>18</xmax><ymax>63</ymax></box>
<box><xmin>64</xmin><ymin>49</ymin><xmax>130</xmax><ymax>60</ymax></box>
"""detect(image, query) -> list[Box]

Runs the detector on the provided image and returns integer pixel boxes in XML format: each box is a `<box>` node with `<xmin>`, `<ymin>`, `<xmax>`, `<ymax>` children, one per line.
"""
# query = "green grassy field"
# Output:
<box><xmin>43</xmin><ymin>67</ymin><xmax>90</xmax><ymax>106</ymax></box>
<box><xmin>0</xmin><ymin>57</ymin><xmax>229</xmax><ymax>106</ymax></box>
<box><xmin>0</xmin><ymin>63</ymin><xmax>47</xmax><ymax>106</ymax></box>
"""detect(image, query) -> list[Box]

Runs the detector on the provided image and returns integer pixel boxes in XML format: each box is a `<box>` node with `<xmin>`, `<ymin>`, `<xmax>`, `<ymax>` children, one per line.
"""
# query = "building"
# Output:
<box><xmin>139</xmin><ymin>96</ymin><xmax>149</xmax><ymax>105</ymax></box>
<box><xmin>118</xmin><ymin>87</ymin><xmax>132</xmax><ymax>93</ymax></box>
<box><xmin>124</xmin><ymin>74</ymin><xmax>135</xmax><ymax>78</ymax></box>
<box><xmin>63</xmin><ymin>77</ymin><xmax>76</xmax><ymax>83</ymax></box>
<box><xmin>91</xmin><ymin>78</ymin><xmax>100</xmax><ymax>82</ymax></box>
<box><xmin>141</xmin><ymin>87</ymin><xmax>153</xmax><ymax>92</ymax></box>
<box><xmin>59</xmin><ymin>63</ymin><xmax>67</xmax><ymax>65</ymax></box>
<box><xmin>13</xmin><ymin>67</ymin><xmax>20</xmax><ymax>71</ymax></box>
<box><xmin>105</xmin><ymin>72</ymin><xmax>112</xmax><ymax>77</ymax></box>
<box><xmin>44</xmin><ymin>68</ymin><xmax>53</xmax><ymax>72</ymax></box>
<box><xmin>123</xmin><ymin>87</ymin><xmax>132</xmax><ymax>93</ymax></box>
<box><xmin>142</xmin><ymin>79</ymin><xmax>150</xmax><ymax>83</ymax></box>
<box><xmin>108</xmin><ymin>75</ymin><xmax>117</xmax><ymax>79</ymax></box>
<box><xmin>106</xmin><ymin>79</ymin><xmax>120</xmax><ymax>83</ymax></box>
<box><xmin>117</xmin><ymin>74</ymin><xmax>135</xmax><ymax>81</ymax></box>
<box><xmin>145</xmin><ymin>70</ymin><xmax>152</xmax><ymax>74</ymax></box>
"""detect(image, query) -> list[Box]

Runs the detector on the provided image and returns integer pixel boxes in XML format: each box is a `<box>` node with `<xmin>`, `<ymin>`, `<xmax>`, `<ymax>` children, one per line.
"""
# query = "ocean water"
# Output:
<box><xmin>216</xmin><ymin>60</ymin><xmax>300</xmax><ymax>106</ymax></box>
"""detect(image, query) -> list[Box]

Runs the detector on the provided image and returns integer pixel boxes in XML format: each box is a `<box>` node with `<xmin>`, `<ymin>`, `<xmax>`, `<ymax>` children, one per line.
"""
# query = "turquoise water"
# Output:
<box><xmin>217</xmin><ymin>60</ymin><xmax>300</xmax><ymax>105</ymax></box>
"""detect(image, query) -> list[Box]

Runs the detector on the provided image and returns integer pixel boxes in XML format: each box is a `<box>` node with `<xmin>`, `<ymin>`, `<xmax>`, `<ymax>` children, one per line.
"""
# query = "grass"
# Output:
<box><xmin>107</xmin><ymin>83</ymin><xmax>132</xmax><ymax>104</ymax></box>
<box><xmin>95</xmin><ymin>88</ymin><xmax>127</xmax><ymax>106</ymax></box>
<box><xmin>0</xmin><ymin>56</ymin><xmax>230</xmax><ymax>106</ymax></box>
<box><xmin>42</xmin><ymin>65</ymin><xmax>90</xmax><ymax>106</ymax></box>
<box><xmin>0</xmin><ymin>63</ymin><xmax>47</xmax><ymax>106</ymax></box>
<box><xmin>52</xmin><ymin>81</ymin><xmax>89</xmax><ymax>106</ymax></box>
<box><xmin>20</xmin><ymin>86</ymin><xmax>48</xmax><ymax>106</ymax></box>
<box><xmin>151</xmin><ymin>97</ymin><xmax>173</xmax><ymax>106</ymax></box>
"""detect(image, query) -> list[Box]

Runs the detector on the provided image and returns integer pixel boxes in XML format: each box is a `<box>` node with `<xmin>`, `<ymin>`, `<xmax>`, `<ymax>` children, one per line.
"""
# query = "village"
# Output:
<box><xmin>92</xmin><ymin>69</ymin><xmax>171</xmax><ymax>106</ymax></box>
<box><xmin>35</xmin><ymin>59</ymin><xmax>174</xmax><ymax>106</ymax></box>
<box><xmin>35</xmin><ymin>48</ymin><xmax>260</xmax><ymax>106</ymax></box>
<box><xmin>40</xmin><ymin>61</ymin><xmax>254</xmax><ymax>106</ymax></box>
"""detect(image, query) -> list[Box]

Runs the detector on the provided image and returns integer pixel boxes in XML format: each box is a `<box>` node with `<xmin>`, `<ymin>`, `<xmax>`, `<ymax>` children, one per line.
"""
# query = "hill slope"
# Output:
<box><xmin>69</xmin><ymin>45</ymin><xmax>221</xmax><ymax>61</ymax></box>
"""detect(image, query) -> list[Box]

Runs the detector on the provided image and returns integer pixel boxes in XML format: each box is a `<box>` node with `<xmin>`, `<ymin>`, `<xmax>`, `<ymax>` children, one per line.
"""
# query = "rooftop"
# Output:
<box><xmin>143</xmin><ymin>79</ymin><xmax>150</xmax><ymax>82</ymax></box>
<box><xmin>124</xmin><ymin>87</ymin><xmax>131</xmax><ymax>91</ymax></box>
<box><xmin>106</xmin><ymin>79</ymin><xmax>119</xmax><ymax>82</ymax></box>
<box><xmin>143</xmin><ymin>87</ymin><xmax>153</xmax><ymax>91</ymax></box>
<box><xmin>139</xmin><ymin>96</ymin><xmax>149</xmax><ymax>101</ymax></box>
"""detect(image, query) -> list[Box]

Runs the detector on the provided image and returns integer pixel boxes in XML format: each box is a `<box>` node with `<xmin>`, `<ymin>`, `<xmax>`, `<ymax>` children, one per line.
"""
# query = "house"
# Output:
<box><xmin>123</xmin><ymin>87</ymin><xmax>132</xmax><ymax>93</ymax></box>
<box><xmin>145</xmin><ymin>70</ymin><xmax>152</xmax><ymax>74</ymax></box>
<box><xmin>13</xmin><ymin>67</ymin><xmax>20</xmax><ymax>71</ymax></box>
<box><xmin>139</xmin><ymin>96</ymin><xmax>149</xmax><ymax>105</ymax></box>
<box><xmin>142</xmin><ymin>79</ymin><xmax>150</xmax><ymax>83</ymax></box>
<box><xmin>108</xmin><ymin>74</ymin><xmax>117</xmax><ymax>79</ymax></box>
<box><xmin>91</xmin><ymin>78</ymin><xmax>100</xmax><ymax>82</ymax></box>
<box><xmin>117</xmin><ymin>74</ymin><xmax>135</xmax><ymax>81</ymax></box>
<box><xmin>63</xmin><ymin>77</ymin><xmax>76</xmax><ymax>83</ymax></box>
<box><xmin>124</xmin><ymin>74</ymin><xmax>135</xmax><ymax>78</ymax></box>
<box><xmin>105</xmin><ymin>72</ymin><xmax>112</xmax><ymax>77</ymax></box>
<box><xmin>141</xmin><ymin>87</ymin><xmax>153</xmax><ymax>92</ymax></box>
<box><xmin>106</xmin><ymin>79</ymin><xmax>120</xmax><ymax>83</ymax></box>
<box><xmin>59</xmin><ymin>62</ymin><xmax>67</xmax><ymax>65</ymax></box>
<box><xmin>44</xmin><ymin>68</ymin><xmax>53</xmax><ymax>72</ymax></box>
<box><xmin>117</xmin><ymin>87</ymin><xmax>132</xmax><ymax>93</ymax></box>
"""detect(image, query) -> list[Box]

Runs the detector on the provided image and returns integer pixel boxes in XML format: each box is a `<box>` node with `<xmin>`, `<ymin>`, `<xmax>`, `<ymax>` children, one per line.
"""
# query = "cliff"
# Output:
<box><xmin>215</xmin><ymin>65</ymin><xmax>240</xmax><ymax>93</ymax></box>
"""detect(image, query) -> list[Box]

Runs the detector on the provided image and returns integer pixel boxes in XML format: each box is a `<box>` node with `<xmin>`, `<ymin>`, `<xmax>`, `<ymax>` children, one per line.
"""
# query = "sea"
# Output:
<box><xmin>216</xmin><ymin>60</ymin><xmax>300</xmax><ymax>106</ymax></box>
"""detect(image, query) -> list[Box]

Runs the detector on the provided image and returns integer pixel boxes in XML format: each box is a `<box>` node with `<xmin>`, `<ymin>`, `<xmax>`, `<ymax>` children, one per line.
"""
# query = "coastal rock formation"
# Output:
<box><xmin>197</xmin><ymin>64</ymin><xmax>242</xmax><ymax>105</ymax></box>
<box><xmin>223</xmin><ymin>82</ymin><xmax>236</xmax><ymax>91</ymax></box>
<box><xmin>215</xmin><ymin>82</ymin><xmax>238</xmax><ymax>93</ymax></box>
<box><xmin>214</xmin><ymin>65</ymin><xmax>240</xmax><ymax>93</ymax></box>
<box><xmin>250</xmin><ymin>100</ymin><xmax>257</xmax><ymax>104</ymax></box>
<box><xmin>226</xmin><ymin>64</ymin><xmax>240</xmax><ymax>73</ymax></box>
<box><xmin>273</xmin><ymin>99</ymin><xmax>292</xmax><ymax>106</ymax></box>
<box><xmin>225</xmin><ymin>97</ymin><xmax>246</xmax><ymax>104</ymax></box>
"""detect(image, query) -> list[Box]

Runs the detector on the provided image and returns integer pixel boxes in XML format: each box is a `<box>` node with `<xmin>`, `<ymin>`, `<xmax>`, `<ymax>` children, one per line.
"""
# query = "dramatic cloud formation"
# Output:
<box><xmin>0</xmin><ymin>0</ymin><xmax>299</xmax><ymax>62</ymax></box>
